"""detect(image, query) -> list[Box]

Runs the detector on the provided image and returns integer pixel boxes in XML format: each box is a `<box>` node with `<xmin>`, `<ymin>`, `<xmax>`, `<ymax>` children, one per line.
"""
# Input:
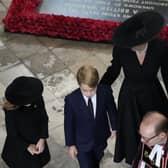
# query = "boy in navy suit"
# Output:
<box><xmin>64</xmin><ymin>65</ymin><xmax>117</xmax><ymax>168</ymax></box>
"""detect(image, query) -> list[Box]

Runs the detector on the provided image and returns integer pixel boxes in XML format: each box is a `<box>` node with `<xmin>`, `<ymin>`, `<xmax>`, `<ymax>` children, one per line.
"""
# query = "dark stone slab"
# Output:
<box><xmin>38</xmin><ymin>0</ymin><xmax>168</xmax><ymax>24</ymax></box>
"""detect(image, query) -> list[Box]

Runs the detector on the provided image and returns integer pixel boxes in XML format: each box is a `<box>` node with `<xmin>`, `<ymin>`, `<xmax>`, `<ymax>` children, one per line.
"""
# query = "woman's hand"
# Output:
<box><xmin>110</xmin><ymin>129</ymin><xmax>116</xmax><ymax>139</ymax></box>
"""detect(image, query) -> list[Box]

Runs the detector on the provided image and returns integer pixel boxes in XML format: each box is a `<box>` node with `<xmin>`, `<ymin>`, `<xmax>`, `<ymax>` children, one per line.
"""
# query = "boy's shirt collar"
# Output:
<box><xmin>83</xmin><ymin>94</ymin><xmax>97</xmax><ymax>118</ymax></box>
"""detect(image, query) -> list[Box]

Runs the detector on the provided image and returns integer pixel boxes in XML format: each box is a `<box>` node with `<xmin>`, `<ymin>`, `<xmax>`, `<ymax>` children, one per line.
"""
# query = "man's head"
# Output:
<box><xmin>76</xmin><ymin>65</ymin><xmax>99</xmax><ymax>98</ymax></box>
<box><xmin>139</xmin><ymin>111</ymin><xmax>168</xmax><ymax>147</ymax></box>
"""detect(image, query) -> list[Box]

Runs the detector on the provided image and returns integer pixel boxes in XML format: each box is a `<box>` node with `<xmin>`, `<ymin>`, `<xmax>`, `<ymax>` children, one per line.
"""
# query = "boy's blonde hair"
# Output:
<box><xmin>76</xmin><ymin>65</ymin><xmax>99</xmax><ymax>88</ymax></box>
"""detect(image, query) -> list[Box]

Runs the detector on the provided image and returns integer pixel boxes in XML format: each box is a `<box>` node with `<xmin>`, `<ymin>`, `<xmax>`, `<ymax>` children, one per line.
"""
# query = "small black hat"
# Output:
<box><xmin>5</xmin><ymin>76</ymin><xmax>43</xmax><ymax>105</ymax></box>
<box><xmin>112</xmin><ymin>10</ymin><xmax>165</xmax><ymax>47</ymax></box>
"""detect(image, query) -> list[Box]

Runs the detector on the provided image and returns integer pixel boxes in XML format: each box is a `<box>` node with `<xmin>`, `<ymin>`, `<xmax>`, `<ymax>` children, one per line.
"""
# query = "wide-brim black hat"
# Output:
<box><xmin>112</xmin><ymin>10</ymin><xmax>165</xmax><ymax>47</ymax></box>
<box><xmin>5</xmin><ymin>76</ymin><xmax>43</xmax><ymax>105</ymax></box>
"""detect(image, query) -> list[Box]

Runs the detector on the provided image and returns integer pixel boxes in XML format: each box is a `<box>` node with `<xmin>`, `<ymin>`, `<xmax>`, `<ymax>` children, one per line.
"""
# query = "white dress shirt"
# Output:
<box><xmin>83</xmin><ymin>94</ymin><xmax>97</xmax><ymax>118</ymax></box>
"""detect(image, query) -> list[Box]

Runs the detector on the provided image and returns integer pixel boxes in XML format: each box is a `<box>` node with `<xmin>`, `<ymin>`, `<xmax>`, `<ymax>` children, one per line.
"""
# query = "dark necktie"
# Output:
<box><xmin>88</xmin><ymin>98</ymin><xmax>94</xmax><ymax>117</ymax></box>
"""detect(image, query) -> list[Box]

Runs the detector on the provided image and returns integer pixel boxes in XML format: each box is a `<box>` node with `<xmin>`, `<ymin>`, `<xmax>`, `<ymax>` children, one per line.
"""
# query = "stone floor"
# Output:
<box><xmin>0</xmin><ymin>1</ymin><xmax>130</xmax><ymax>167</ymax></box>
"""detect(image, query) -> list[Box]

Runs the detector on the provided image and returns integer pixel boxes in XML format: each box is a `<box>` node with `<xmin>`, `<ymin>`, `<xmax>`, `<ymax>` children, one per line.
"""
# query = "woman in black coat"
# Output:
<box><xmin>100</xmin><ymin>11</ymin><xmax>168</xmax><ymax>164</ymax></box>
<box><xmin>1</xmin><ymin>76</ymin><xmax>50</xmax><ymax>168</ymax></box>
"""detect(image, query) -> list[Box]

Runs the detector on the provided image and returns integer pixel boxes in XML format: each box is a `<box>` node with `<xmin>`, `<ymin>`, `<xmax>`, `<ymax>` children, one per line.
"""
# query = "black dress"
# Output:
<box><xmin>1</xmin><ymin>97</ymin><xmax>50</xmax><ymax>168</ymax></box>
<box><xmin>100</xmin><ymin>39</ymin><xmax>168</xmax><ymax>164</ymax></box>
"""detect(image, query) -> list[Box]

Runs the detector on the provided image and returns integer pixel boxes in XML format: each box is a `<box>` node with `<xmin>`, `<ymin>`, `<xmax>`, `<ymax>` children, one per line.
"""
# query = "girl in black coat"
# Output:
<box><xmin>1</xmin><ymin>76</ymin><xmax>50</xmax><ymax>168</ymax></box>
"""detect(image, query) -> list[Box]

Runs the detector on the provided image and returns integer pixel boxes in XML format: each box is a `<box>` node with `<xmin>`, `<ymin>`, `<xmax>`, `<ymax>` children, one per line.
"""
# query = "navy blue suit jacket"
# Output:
<box><xmin>64</xmin><ymin>84</ymin><xmax>117</xmax><ymax>152</ymax></box>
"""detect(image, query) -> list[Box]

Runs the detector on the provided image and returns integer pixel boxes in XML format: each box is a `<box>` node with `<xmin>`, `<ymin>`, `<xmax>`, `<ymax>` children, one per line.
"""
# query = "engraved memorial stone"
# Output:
<box><xmin>39</xmin><ymin>0</ymin><xmax>168</xmax><ymax>24</ymax></box>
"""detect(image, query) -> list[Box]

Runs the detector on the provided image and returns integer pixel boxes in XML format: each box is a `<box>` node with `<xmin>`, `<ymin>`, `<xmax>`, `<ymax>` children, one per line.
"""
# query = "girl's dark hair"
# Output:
<box><xmin>3</xmin><ymin>101</ymin><xmax>18</xmax><ymax>110</ymax></box>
